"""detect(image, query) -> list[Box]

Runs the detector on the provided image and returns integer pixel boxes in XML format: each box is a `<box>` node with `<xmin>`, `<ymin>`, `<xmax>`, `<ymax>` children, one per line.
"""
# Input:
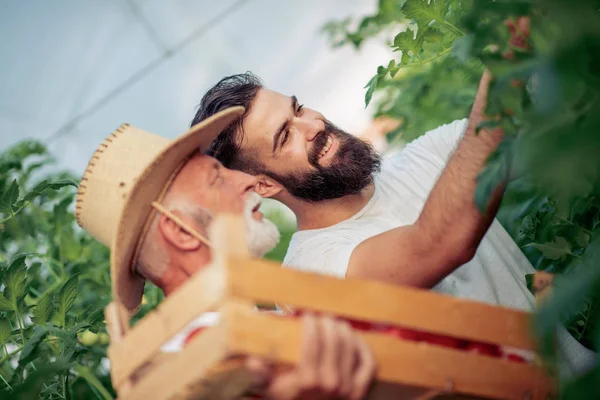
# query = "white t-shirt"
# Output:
<box><xmin>283</xmin><ymin>119</ymin><xmax>596</xmax><ymax>376</ymax></box>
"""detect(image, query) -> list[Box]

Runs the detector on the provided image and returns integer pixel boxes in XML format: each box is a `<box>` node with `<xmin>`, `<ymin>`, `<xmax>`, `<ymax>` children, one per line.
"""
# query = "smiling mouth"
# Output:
<box><xmin>318</xmin><ymin>135</ymin><xmax>333</xmax><ymax>159</ymax></box>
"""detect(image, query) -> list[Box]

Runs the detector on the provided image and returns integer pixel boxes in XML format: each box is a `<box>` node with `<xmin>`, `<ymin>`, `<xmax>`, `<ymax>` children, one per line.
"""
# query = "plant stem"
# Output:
<box><xmin>14</xmin><ymin>306</ymin><xmax>26</xmax><ymax>345</ymax></box>
<box><xmin>44</xmin><ymin>257</ymin><xmax>65</xmax><ymax>281</ymax></box>
<box><xmin>0</xmin><ymin>201</ymin><xmax>31</xmax><ymax>225</ymax></box>
<box><xmin>440</xmin><ymin>20</ymin><xmax>465</xmax><ymax>37</ymax></box>
<box><xmin>0</xmin><ymin>372</ymin><xmax>12</xmax><ymax>391</ymax></box>
<box><xmin>74</xmin><ymin>365</ymin><xmax>113</xmax><ymax>400</ymax></box>
<box><xmin>0</xmin><ymin>344</ymin><xmax>23</xmax><ymax>364</ymax></box>
<box><xmin>63</xmin><ymin>373</ymin><xmax>69</xmax><ymax>400</ymax></box>
<box><xmin>399</xmin><ymin>47</ymin><xmax>452</xmax><ymax>70</ymax></box>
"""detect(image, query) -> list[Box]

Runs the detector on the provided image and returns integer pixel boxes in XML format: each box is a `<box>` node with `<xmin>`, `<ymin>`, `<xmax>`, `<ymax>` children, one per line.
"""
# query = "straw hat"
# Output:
<box><xmin>75</xmin><ymin>106</ymin><xmax>245</xmax><ymax>312</ymax></box>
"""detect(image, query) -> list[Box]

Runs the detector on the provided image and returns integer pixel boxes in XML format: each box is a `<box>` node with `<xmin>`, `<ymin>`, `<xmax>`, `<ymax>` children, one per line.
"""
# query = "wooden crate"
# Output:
<box><xmin>105</xmin><ymin>215</ymin><xmax>556</xmax><ymax>400</ymax></box>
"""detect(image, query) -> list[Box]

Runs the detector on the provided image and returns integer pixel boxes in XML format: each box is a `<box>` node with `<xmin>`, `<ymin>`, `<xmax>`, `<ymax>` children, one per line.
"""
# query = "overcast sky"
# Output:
<box><xmin>0</xmin><ymin>0</ymin><xmax>395</xmax><ymax>176</ymax></box>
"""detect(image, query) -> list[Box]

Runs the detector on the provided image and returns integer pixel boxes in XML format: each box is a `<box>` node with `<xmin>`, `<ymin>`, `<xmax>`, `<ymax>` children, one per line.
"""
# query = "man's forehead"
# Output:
<box><xmin>176</xmin><ymin>155</ymin><xmax>217</xmax><ymax>183</ymax></box>
<box><xmin>241</xmin><ymin>88</ymin><xmax>290</xmax><ymax>147</ymax></box>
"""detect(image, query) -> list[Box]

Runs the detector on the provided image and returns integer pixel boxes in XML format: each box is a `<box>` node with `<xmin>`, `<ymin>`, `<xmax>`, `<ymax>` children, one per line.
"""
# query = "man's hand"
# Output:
<box><xmin>245</xmin><ymin>313</ymin><xmax>376</xmax><ymax>400</ymax></box>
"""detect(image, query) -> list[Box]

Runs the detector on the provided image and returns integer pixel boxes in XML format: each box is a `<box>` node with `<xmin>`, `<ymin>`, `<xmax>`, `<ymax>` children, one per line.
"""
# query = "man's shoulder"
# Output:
<box><xmin>283</xmin><ymin>229</ymin><xmax>365</xmax><ymax>278</ymax></box>
<box><xmin>380</xmin><ymin>118</ymin><xmax>469</xmax><ymax>177</ymax></box>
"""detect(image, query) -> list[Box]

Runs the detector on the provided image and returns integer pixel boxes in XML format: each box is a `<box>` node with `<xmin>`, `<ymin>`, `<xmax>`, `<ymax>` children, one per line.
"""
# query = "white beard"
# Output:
<box><xmin>243</xmin><ymin>192</ymin><xmax>281</xmax><ymax>258</ymax></box>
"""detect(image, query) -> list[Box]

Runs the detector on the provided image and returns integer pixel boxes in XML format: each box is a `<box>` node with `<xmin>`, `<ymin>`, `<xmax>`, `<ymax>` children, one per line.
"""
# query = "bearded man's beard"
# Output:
<box><xmin>266</xmin><ymin>122</ymin><xmax>381</xmax><ymax>202</ymax></box>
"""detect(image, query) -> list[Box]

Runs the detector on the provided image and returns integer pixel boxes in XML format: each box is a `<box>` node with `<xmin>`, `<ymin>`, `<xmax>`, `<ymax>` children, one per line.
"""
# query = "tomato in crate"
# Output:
<box><xmin>378</xmin><ymin>325</ymin><xmax>422</xmax><ymax>342</ymax></box>
<box><xmin>184</xmin><ymin>327</ymin><xmax>206</xmax><ymax>347</ymax></box>
<box><xmin>418</xmin><ymin>331</ymin><xmax>467</xmax><ymax>349</ymax></box>
<box><xmin>505</xmin><ymin>353</ymin><xmax>527</xmax><ymax>363</ymax></box>
<box><xmin>465</xmin><ymin>341</ymin><xmax>502</xmax><ymax>358</ymax></box>
<box><xmin>346</xmin><ymin>318</ymin><xmax>376</xmax><ymax>331</ymax></box>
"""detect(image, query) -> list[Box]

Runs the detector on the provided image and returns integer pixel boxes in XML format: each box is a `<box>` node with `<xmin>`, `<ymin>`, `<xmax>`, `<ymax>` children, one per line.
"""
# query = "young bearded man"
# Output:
<box><xmin>75</xmin><ymin>107</ymin><xmax>376</xmax><ymax>400</ymax></box>
<box><xmin>189</xmin><ymin>71</ymin><xmax>596</xmax><ymax>376</ymax></box>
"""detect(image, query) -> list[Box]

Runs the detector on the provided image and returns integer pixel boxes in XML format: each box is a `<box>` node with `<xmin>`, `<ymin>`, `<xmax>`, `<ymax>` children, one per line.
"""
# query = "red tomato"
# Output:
<box><xmin>465</xmin><ymin>341</ymin><xmax>502</xmax><ymax>358</ymax></box>
<box><xmin>347</xmin><ymin>318</ymin><xmax>375</xmax><ymax>331</ymax></box>
<box><xmin>419</xmin><ymin>331</ymin><xmax>467</xmax><ymax>350</ymax></box>
<box><xmin>379</xmin><ymin>326</ymin><xmax>422</xmax><ymax>342</ymax></box>
<box><xmin>184</xmin><ymin>327</ymin><xmax>206</xmax><ymax>347</ymax></box>
<box><xmin>505</xmin><ymin>353</ymin><xmax>527</xmax><ymax>364</ymax></box>
<box><xmin>290</xmin><ymin>309</ymin><xmax>304</xmax><ymax>318</ymax></box>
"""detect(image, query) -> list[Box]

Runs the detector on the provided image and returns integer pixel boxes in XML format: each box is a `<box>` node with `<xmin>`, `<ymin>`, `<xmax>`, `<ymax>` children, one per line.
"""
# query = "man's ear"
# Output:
<box><xmin>157</xmin><ymin>213</ymin><xmax>202</xmax><ymax>251</ymax></box>
<box><xmin>255</xmin><ymin>174</ymin><xmax>283</xmax><ymax>198</ymax></box>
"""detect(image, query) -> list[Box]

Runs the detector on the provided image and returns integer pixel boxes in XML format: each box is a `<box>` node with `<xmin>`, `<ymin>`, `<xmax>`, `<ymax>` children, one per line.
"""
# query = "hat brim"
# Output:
<box><xmin>110</xmin><ymin>106</ymin><xmax>245</xmax><ymax>312</ymax></box>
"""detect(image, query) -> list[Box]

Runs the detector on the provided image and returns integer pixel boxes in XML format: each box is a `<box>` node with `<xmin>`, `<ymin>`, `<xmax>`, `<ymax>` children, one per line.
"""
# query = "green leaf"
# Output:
<box><xmin>19</xmin><ymin>326</ymin><xmax>49</xmax><ymax>366</ymax></box>
<box><xmin>55</xmin><ymin>274</ymin><xmax>80</xmax><ymax>327</ymax></box>
<box><xmin>575</xmin><ymin>229</ymin><xmax>591</xmax><ymax>248</ymax></box>
<box><xmin>393</xmin><ymin>28</ymin><xmax>424</xmax><ymax>57</ymax></box>
<box><xmin>403</xmin><ymin>0</ymin><xmax>446</xmax><ymax>29</ymax></box>
<box><xmin>524</xmin><ymin>237</ymin><xmax>572</xmax><ymax>260</ymax></box>
<box><xmin>0</xmin><ymin>295</ymin><xmax>13</xmax><ymax>311</ymax></box>
<box><xmin>0</xmin><ymin>318</ymin><xmax>11</xmax><ymax>343</ymax></box>
<box><xmin>364</xmin><ymin>74</ymin><xmax>381</xmax><ymax>107</ymax></box>
<box><xmin>32</xmin><ymin>292</ymin><xmax>54</xmax><ymax>326</ymax></box>
<box><xmin>452</xmin><ymin>34</ymin><xmax>474</xmax><ymax>61</ymax></box>
<box><xmin>519</xmin><ymin>214</ymin><xmax>540</xmax><ymax>240</ymax></box>
<box><xmin>0</xmin><ymin>179</ymin><xmax>19</xmax><ymax>215</ymax></box>
<box><xmin>559</xmin><ymin>365</ymin><xmax>600</xmax><ymax>400</ymax></box>
<box><xmin>7</xmin><ymin>361</ymin><xmax>70</xmax><ymax>400</ymax></box>
<box><xmin>59</xmin><ymin>227</ymin><xmax>81</xmax><ymax>263</ymax></box>
<box><xmin>3</xmin><ymin>254</ymin><xmax>28</xmax><ymax>308</ymax></box>
<box><xmin>23</xmin><ymin>179</ymin><xmax>77</xmax><ymax>203</ymax></box>
<box><xmin>387</xmin><ymin>59</ymin><xmax>400</xmax><ymax>78</ymax></box>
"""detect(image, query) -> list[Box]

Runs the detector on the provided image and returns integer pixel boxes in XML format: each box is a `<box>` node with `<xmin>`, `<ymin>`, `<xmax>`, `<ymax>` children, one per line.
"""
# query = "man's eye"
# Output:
<box><xmin>281</xmin><ymin>131</ymin><xmax>290</xmax><ymax>147</ymax></box>
<box><xmin>296</xmin><ymin>104</ymin><xmax>304</xmax><ymax>114</ymax></box>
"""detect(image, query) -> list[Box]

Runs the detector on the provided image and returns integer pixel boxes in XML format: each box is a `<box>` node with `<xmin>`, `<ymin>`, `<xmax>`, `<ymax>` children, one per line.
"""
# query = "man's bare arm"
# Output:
<box><xmin>347</xmin><ymin>70</ymin><xmax>506</xmax><ymax>288</ymax></box>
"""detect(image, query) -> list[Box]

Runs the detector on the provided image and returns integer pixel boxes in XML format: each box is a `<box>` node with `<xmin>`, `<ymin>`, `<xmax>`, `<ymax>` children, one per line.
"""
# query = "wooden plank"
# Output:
<box><xmin>227</xmin><ymin>257</ymin><xmax>537</xmax><ymax>350</ymax></box>
<box><xmin>109</xmin><ymin>263</ymin><xmax>227</xmax><ymax>387</ymax></box>
<box><xmin>121</xmin><ymin>322</ymin><xmax>241</xmax><ymax>400</ymax></box>
<box><xmin>209</xmin><ymin>213</ymin><xmax>250</xmax><ymax>259</ymax></box>
<box><xmin>104</xmin><ymin>302</ymin><xmax>134</xmax><ymax>397</ymax></box>
<box><xmin>224</xmin><ymin>305</ymin><xmax>555</xmax><ymax>400</ymax></box>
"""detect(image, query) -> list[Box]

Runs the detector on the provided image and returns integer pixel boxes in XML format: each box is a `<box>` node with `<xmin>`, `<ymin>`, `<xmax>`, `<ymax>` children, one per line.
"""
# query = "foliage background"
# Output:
<box><xmin>2</xmin><ymin>0</ymin><xmax>599</xmax><ymax>398</ymax></box>
<box><xmin>325</xmin><ymin>0</ymin><xmax>600</xmax><ymax>397</ymax></box>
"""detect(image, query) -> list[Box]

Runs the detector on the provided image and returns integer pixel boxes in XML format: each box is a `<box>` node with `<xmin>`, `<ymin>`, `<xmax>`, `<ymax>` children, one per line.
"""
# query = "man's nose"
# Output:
<box><xmin>296</xmin><ymin>117</ymin><xmax>325</xmax><ymax>142</ymax></box>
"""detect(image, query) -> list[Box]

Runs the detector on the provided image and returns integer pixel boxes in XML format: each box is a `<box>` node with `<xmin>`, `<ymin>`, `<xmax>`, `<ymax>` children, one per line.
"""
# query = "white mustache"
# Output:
<box><xmin>244</xmin><ymin>191</ymin><xmax>262</xmax><ymax>214</ymax></box>
<box><xmin>242</xmin><ymin>192</ymin><xmax>281</xmax><ymax>257</ymax></box>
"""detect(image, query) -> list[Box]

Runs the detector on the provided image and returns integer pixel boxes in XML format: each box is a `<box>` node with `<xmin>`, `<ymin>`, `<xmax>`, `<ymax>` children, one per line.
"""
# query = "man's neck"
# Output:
<box><xmin>283</xmin><ymin>183</ymin><xmax>375</xmax><ymax>231</ymax></box>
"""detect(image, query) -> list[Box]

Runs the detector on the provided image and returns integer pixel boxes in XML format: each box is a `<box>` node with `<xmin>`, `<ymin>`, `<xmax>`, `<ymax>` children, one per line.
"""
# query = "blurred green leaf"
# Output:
<box><xmin>524</xmin><ymin>237</ymin><xmax>573</xmax><ymax>260</ymax></box>
<box><xmin>54</xmin><ymin>274</ymin><xmax>79</xmax><ymax>328</ymax></box>
<box><xmin>0</xmin><ymin>318</ymin><xmax>11</xmax><ymax>343</ymax></box>
<box><xmin>534</xmin><ymin>236</ymin><xmax>600</xmax><ymax>357</ymax></box>
<box><xmin>7</xmin><ymin>361</ymin><xmax>70</xmax><ymax>400</ymax></box>
<box><xmin>23</xmin><ymin>179</ymin><xmax>77</xmax><ymax>203</ymax></box>
<box><xmin>19</xmin><ymin>326</ymin><xmax>49</xmax><ymax>366</ymax></box>
<box><xmin>32</xmin><ymin>292</ymin><xmax>55</xmax><ymax>326</ymax></box>
<box><xmin>0</xmin><ymin>179</ymin><xmax>19</xmax><ymax>215</ymax></box>
<box><xmin>0</xmin><ymin>295</ymin><xmax>13</xmax><ymax>311</ymax></box>
<box><xmin>4</xmin><ymin>255</ymin><xmax>28</xmax><ymax>308</ymax></box>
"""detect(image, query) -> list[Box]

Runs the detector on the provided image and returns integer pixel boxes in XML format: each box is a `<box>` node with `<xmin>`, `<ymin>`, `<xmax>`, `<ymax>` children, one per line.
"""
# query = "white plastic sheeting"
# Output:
<box><xmin>0</xmin><ymin>0</ymin><xmax>394</xmax><ymax>176</ymax></box>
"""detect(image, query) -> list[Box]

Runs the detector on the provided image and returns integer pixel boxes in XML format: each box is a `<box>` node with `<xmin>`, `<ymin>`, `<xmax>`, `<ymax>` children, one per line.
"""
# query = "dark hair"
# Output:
<box><xmin>190</xmin><ymin>72</ymin><xmax>263</xmax><ymax>172</ymax></box>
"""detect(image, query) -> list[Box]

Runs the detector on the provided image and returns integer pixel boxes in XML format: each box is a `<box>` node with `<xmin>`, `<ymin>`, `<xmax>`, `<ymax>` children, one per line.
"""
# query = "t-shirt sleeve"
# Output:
<box><xmin>404</xmin><ymin>118</ymin><xmax>469</xmax><ymax>167</ymax></box>
<box><xmin>283</xmin><ymin>235</ymin><xmax>358</xmax><ymax>279</ymax></box>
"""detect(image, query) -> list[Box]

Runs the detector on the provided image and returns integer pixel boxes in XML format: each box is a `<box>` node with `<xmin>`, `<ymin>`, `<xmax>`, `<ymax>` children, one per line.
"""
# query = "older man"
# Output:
<box><xmin>75</xmin><ymin>107</ymin><xmax>375</xmax><ymax>400</ymax></box>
